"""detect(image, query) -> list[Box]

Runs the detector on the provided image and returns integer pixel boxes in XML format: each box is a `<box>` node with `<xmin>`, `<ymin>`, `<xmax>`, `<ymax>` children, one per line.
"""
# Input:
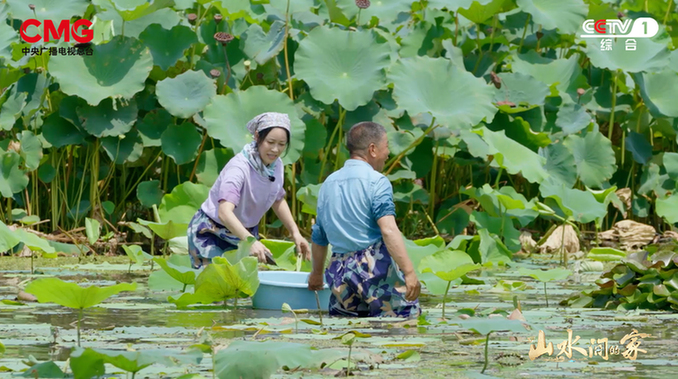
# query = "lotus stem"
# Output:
<box><xmin>608</xmin><ymin>70</ymin><xmax>619</xmax><ymax>141</ymax></box>
<box><xmin>518</xmin><ymin>14</ymin><xmax>531</xmax><ymax>53</ymax></box>
<box><xmin>454</xmin><ymin>12</ymin><xmax>459</xmax><ymax>46</ymax></box>
<box><xmin>384</xmin><ymin>118</ymin><xmax>438</xmax><ymax>175</ymax></box>
<box><xmin>357</xmin><ymin>9</ymin><xmax>361</xmax><ymax>26</ymax></box>
<box><xmin>544</xmin><ymin>282</ymin><xmax>549</xmax><ymax>307</ymax></box>
<box><xmin>77</xmin><ymin>308</ymin><xmax>83</xmax><ymax>347</ymax></box>
<box><xmin>318</xmin><ymin>115</ymin><xmax>342</xmax><ymax>182</ymax></box>
<box><xmin>182</xmin><ymin>283</ymin><xmax>187</xmax><ymax>293</ymax></box>
<box><xmin>664</xmin><ymin>0</ymin><xmax>673</xmax><ymax>25</ymax></box>
<box><xmin>481</xmin><ymin>332</ymin><xmax>492</xmax><ymax>374</ymax></box>
<box><xmin>472</xmin><ymin>23</ymin><xmax>483</xmax><ymax>74</ymax></box>
<box><xmin>333</xmin><ymin>107</ymin><xmax>346</xmax><ymax>171</ymax></box>
<box><xmin>429</xmin><ymin>141</ymin><xmax>439</xmax><ymax>217</ymax></box>
<box><xmin>443</xmin><ymin>280</ymin><xmax>451</xmax><ymax>319</ymax></box>
<box><xmin>346</xmin><ymin>344</ymin><xmax>352</xmax><ymax>377</ymax></box>
<box><xmin>314</xmin><ymin>291</ymin><xmax>323</xmax><ymax>325</ymax></box>
<box><xmin>189</xmin><ymin>129</ymin><xmax>208</xmax><ymax>182</ymax></box>
<box><xmin>283</xmin><ymin>0</ymin><xmax>294</xmax><ymax>100</ymax></box>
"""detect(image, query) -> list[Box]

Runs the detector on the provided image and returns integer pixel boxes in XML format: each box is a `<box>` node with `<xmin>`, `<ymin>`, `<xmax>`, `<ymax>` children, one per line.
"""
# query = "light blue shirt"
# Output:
<box><xmin>311</xmin><ymin>159</ymin><xmax>396</xmax><ymax>254</ymax></box>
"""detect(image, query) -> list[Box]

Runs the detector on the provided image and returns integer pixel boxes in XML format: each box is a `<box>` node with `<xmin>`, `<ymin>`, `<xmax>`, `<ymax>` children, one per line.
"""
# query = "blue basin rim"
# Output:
<box><xmin>258</xmin><ymin>271</ymin><xmax>329</xmax><ymax>289</ymax></box>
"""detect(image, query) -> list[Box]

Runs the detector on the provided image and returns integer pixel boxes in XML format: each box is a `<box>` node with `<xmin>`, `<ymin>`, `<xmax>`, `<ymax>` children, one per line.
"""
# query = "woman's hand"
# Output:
<box><xmin>293</xmin><ymin>233</ymin><xmax>311</xmax><ymax>261</ymax></box>
<box><xmin>250</xmin><ymin>240</ymin><xmax>272</xmax><ymax>263</ymax></box>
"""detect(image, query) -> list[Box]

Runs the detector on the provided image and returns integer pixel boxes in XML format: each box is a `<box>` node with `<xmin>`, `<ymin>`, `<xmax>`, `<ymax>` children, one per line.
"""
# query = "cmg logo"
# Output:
<box><xmin>20</xmin><ymin>19</ymin><xmax>94</xmax><ymax>43</ymax></box>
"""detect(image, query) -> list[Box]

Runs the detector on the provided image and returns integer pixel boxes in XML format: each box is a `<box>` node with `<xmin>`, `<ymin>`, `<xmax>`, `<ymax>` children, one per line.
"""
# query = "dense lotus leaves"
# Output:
<box><xmin>76</xmin><ymin>98</ymin><xmax>138</xmax><ymax>138</ymax></box>
<box><xmin>0</xmin><ymin>151</ymin><xmax>29</xmax><ymax>198</ymax></box>
<box><xmin>41</xmin><ymin>113</ymin><xmax>86</xmax><ymax>147</ymax></box>
<box><xmin>195</xmin><ymin>148</ymin><xmax>235</xmax><ymax>187</ymax></box>
<box><xmin>137</xmin><ymin>108</ymin><xmax>171</xmax><ymax>147</ymax></box>
<box><xmin>458</xmin><ymin>0</ymin><xmax>515</xmax><ymax>24</ymax></box>
<box><xmin>389</xmin><ymin>56</ymin><xmax>497</xmax><ymax>130</ymax></box>
<box><xmin>656</xmin><ymin>193</ymin><xmax>678</xmax><ymax>224</ymax></box>
<box><xmin>335</xmin><ymin>0</ymin><xmax>413</xmax><ymax>30</ymax></box>
<box><xmin>0</xmin><ymin>220</ymin><xmax>21</xmax><ymax>252</ymax></box>
<box><xmin>562</xmin><ymin>131</ymin><xmax>616</xmax><ymax>188</ymax></box>
<box><xmin>139</xmin><ymin>24</ymin><xmax>198</xmax><ymax>70</ymax></box>
<box><xmin>471</xmin><ymin>211</ymin><xmax>522</xmax><ymax>252</ymax></box>
<box><xmin>6</xmin><ymin>0</ymin><xmax>89</xmax><ymax>23</ymax></box>
<box><xmin>556</xmin><ymin>103</ymin><xmax>593</xmax><ymax>135</ymax></box>
<box><xmin>387</xmin><ymin>130</ymin><xmax>416</xmax><ymax>156</ymax></box>
<box><xmin>25</xmin><ymin>278</ymin><xmax>137</xmax><ymax>309</ymax></box>
<box><xmin>101</xmin><ymin>128</ymin><xmax>144</xmax><ymax>164</ymax></box>
<box><xmin>157</xmin><ymin>181</ymin><xmax>209</xmax><ymax>224</ymax></box>
<box><xmin>49</xmin><ymin>36</ymin><xmax>153</xmax><ymax>106</ymax></box>
<box><xmin>294</xmin><ymin>27</ymin><xmax>390</xmax><ymax>111</ymax></box>
<box><xmin>634</xmin><ymin>69</ymin><xmax>678</xmax><ymax>118</ymax></box>
<box><xmin>492</xmin><ymin>72</ymin><xmax>550</xmax><ymax>111</ymax></box>
<box><xmin>625</xmin><ymin>131</ymin><xmax>653</xmax><ymax>165</ymax></box>
<box><xmin>156</xmin><ymin>70</ymin><xmax>216</xmax><ymax>119</ymax></box>
<box><xmin>516</xmin><ymin>0</ymin><xmax>587</xmax><ymax>34</ymax></box>
<box><xmin>96</xmin><ymin>7</ymin><xmax>181</xmax><ymax>38</ymax></box>
<box><xmin>161</xmin><ymin>122</ymin><xmax>202</xmax><ymax>165</ymax></box>
<box><xmin>428</xmin><ymin>0</ymin><xmax>492</xmax><ymax>11</ymax></box>
<box><xmin>510</xmin><ymin>53</ymin><xmax>583</xmax><ymax>103</ymax></box>
<box><xmin>584</xmin><ymin>36</ymin><xmax>671</xmax><ymax>73</ymax></box>
<box><xmin>241</xmin><ymin>21</ymin><xmax>286</xmax><ymax>65</ymax></box>
<box><xmin>0</xmin><ymin>90</ymin><xmax>26</xmax><ymax>130</ymax></box>
<box><xmin>540</xmin><ymin>142</ymin><xmax>577</xmax><ymax>188</ymax></box>
<box><xmin>539</xmin><ymin>178</ymin><xmax>607</xmax><ymax>223</ymax></box>
<box><xmin>214</xmin><ymin>340</ymin><xmax>344</xmax><ymax>379</ymax></box>
<box><xmin>475</xmin><ymin>127</ymin><xmax>549</xmax><ymax>184</ymax></box>
<box><xmin>203</xmin><ymin>86</ymin><xmax>305</xmax><ymax>165</ymax></box>
<box><xmin>70</xmin><ymin>347</ymin><xmax>203</xmax><ymax>377</ymax></box>
<box><xmin>0</xmin><ymin>21</ymin><xmax>17</xmax><ymax>62</ymax></box>
<box><xmin>106</xmin><ymin>0</ymin><xmax>174</xmax><ymax>21</ymax></box>
<box><xmin>487</xmin><ymin>113</ymin><xmax>551</xmax><ymax>152</ymax></box>
<box><xmin>137</xmin><ymin>180</ymin><xmax>163</xmax><ymax>208</ymax></box>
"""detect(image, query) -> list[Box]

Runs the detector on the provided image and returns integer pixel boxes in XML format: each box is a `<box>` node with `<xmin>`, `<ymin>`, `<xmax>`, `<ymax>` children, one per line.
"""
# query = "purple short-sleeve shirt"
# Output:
<box><xmin>201</xmin><ymin>153</ymin><xmax>286</xmax><ymax>228</ymax></box>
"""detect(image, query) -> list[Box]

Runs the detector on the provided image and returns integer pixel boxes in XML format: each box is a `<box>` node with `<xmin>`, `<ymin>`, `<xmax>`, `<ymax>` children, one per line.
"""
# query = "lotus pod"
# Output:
<box><xmin>355</xmin><ymin>0</ymin><xmax>370</xmax><ymax>9</ymax></box>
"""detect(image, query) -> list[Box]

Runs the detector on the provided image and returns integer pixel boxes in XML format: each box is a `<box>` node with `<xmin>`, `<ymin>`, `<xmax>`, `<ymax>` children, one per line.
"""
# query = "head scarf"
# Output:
<box><xmin>241</xmin><ymin>112</ymin><xmax>291</xmax><ymax>179</ymax></box>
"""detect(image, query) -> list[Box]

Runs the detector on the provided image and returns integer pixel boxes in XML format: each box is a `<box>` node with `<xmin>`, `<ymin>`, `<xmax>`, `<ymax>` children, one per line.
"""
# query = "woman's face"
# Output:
<box><xmin>257</xmin><ymin>127</ymin><xmax>288</xmax><ymax>165</ymax></box>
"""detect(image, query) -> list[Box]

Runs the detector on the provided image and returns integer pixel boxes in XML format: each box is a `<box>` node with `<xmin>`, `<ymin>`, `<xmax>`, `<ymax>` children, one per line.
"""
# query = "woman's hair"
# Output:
<box><xmin>256</xmin><ymin>126</ymin><xmax>291</xmax><ymax>155</ymax></box>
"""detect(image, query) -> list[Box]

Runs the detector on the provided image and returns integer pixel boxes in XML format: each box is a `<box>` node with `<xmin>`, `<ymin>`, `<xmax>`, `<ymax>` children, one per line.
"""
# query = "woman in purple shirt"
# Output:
<box><xmin>187</xmin><ymin>112</ymin><xmax>310</xmax><ymax>268</ymax></box>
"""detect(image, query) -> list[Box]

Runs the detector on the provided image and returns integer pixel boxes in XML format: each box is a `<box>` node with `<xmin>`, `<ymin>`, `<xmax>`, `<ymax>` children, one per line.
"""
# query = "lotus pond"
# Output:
<box><xmin>1</xmin><ymin>253</ymin><xmax>678</xmax><ymax>379</ymax></box>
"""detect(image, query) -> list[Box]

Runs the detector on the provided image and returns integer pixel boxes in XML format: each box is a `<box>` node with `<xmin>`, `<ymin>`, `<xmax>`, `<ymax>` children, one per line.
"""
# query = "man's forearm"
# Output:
<box><xmin>311</xmin><ymin>242</ymin><xmax>328</xmax><ymax>273</ymax></box>
<box><xmin>381</xmin><ymin>229</ymin><xmax>416</xmax><ymax>276</ymax></box>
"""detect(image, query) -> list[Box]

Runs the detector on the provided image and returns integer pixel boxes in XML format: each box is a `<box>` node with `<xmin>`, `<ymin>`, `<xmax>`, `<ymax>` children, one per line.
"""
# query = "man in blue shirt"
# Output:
<box><xmin>307</xmin><ymin>121</ymin><xmax>421</xmax><ymax>318</ymax></box>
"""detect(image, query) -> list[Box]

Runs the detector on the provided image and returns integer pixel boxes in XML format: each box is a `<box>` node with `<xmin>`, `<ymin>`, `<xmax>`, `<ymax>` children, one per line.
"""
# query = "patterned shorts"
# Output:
<box><xmin>187</xmin><ymin>209</ymin><xmax>258</xmax><ymax>269</ymax></box>
<box><xmin>325</xmin><ymin>240</ymin><xmax>421</xmax><ymax>318</ymax></box>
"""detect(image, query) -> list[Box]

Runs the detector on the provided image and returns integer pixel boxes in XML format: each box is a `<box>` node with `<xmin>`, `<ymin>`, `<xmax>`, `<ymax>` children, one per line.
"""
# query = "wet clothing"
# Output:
<box><xmin>312</xmin><ymin>159</ymin><xmax>419</xmax><ymax>318</ymax></box>
<box><xmin>311</xmin><ymin>159</ymin><xmax>396</xmax><ymax>254</ymax></box>
<box><xmin>325</xmin><ymin>240</ymin><xmax>420</xmax><ymax>318</ymax></box>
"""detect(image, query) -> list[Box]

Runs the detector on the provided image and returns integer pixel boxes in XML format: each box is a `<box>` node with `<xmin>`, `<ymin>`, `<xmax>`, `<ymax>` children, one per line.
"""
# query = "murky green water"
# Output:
<box><xmin>1</xmin><ymin>257</ymin><xmax>677</xmax><ymax>378</ymax></box>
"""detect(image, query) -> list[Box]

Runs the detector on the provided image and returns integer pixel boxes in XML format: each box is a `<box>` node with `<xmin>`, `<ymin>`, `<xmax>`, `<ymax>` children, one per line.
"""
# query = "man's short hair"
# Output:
<box><xmin>346</xmin><ymin>121</ymin><xmax>386</xmax><ymax>154</ymax></box>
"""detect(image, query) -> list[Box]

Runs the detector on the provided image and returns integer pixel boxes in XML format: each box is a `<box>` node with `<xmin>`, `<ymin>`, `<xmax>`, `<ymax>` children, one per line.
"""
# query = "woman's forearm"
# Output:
<box><xmin>218</xmin><ymin>201</ymin><xmax>254</xmax><ymax>240</ymax></box>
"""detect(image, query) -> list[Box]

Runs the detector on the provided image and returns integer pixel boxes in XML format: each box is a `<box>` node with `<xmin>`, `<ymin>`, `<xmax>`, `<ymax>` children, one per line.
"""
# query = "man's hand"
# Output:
<box><xmin>403</xmin><ymin>272</ymin><xmax>421</xmax><ymax>302</ymax></box>
<box><xmin>308</xmin><ymin>270</ymin><xmax>325</xmax><ymax>291</ymax></box>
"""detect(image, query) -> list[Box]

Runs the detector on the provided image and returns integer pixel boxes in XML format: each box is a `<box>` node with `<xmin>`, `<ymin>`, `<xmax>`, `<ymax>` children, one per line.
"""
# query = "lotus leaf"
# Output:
<box><xmin>195</xmin><ymin>148</ymin><xmax>235</xmax><ymax>187</ymax></box>
<box><xmin>389</xmin><ymin>56</ymin><xmax>497</xmax><ymax>130</ymax></box>
<box><xmin>154</xmin><ymin>257</ymin><xmax>200</xmax><ymax>287</ymax></box>
<box><xmin>0</xmin><ymin>220</ymin><xmax>21</xmax><ymax>252</ymax></box>
<box><xmin>101</xmin><ymin>128</ymin><xmax>144</xmax><ymax>164</ymax></box>
<box><xmin>139</xmin><ymin>24</ymin><xmax>197</xmax><ymax>70</ymax></box>
<box><xmin>203</xmin><ymin>86</ymin><xmax>305</xmax><ymax>165</ymax></box>
<box><xmin>516</xmin><ymin>0</ymin><xmax>587</xmax><ymax>34</ymax></box>
<box><xmin>156</xmin><ymin>70</ymin><xmax>216</xmax><ymax>119</ymax></box>
<box><xmin>585</xmin><ymin>36</ymin><xmax>670</xmax><ymax>73</ymax></box>
<box><xmin>563</xmin><ymin>131</ymin><xmax>617</xmax><ymax>189</ymax></box>
<box><xmin>137</xmin><ymin>180</ymin><xmax>163</xmax><ymax>208</ymax></box>
<box><xmin>49</xmin><ymin>36</ymin><xmax>153</xmax><ymax>106</ymax></box>
<box><xmin>0</xmin><ymin>90</ymin><xmax>26</xmax><ymax>130</ymax></box>
<box><xmin>25</xmin><ymin>278</ymin><xmax>137</xmax><ymax>309</ymax></box>
<box><xmin>70</xmin><ymin>347</ymin><xmax>202</xmax><ymax>377</ymax></box>
<box><xmin>634</xmin><ymin>69</ymin><xmax>678</xmax><ymax>118</ymax></box>
<box><xmin>137</xmin><ymin>108</ymin><xmax>171</xmax><ymax>147</ymax></box>
<box><xmin>157</xmin><ymin>181</ymin><xmax>210</xmax><ymax>224</ymax></box>
<box><xmin>161</xmin><ymin>122</ymin><xmax>202</xmax><ymax>165</ymax></box>
<box><xmin>241</xmin><ymin>21</ymin><xmax>286</xmax><ymax>65</ymax></box>
<box><xmin>477</xmin><ymin>127</ymin><xmax>549</xmax><ymax>184</ymax></box>
<box><xmin>6</xmin><ymin>0</ymin><xmax>89</xmax><ymax>23</ymax></box>
<box><xmin>625</xmin><ymin>131</ymin><xmax>653</xmax><ymax>165</ymax></box>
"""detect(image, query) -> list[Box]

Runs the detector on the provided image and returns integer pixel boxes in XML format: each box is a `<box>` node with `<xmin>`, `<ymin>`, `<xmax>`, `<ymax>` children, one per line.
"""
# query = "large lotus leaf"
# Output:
<box><xmin>389</xmin><ymin>56</ymin><xmax>496</xmax><ymax>131</ymax></box>
<box><xmin>625</xmin><ymin>131</ymin><xmax>652</xmax><ymax>165</ymax></box>
<box><xmin>137</xmin><ymin>109</ymin><xmax>171</xmax><ymax>147</ymax></box>
<box><xmin>139</xmin><ymin>24</ymin><xmax>197</xmax><ymax>70</ymax></box>
<box><xmin>214</xmin><ymin>340</ymin><xmax>343</xmax><ymax>379</ymax></box>
<box><xmin>241</xmin><ymin>21</ymin><xmax>286</xmax><ymax>65</ymax></box>
<box><xmin>428</xmin><ymin>0</ymin><xmax>492</xmax><ymax>10</ymax></box>
<box><xmin>49</xmin><ymin>36</ymin><xmax>153</xmax><ymax>106</ymax></box>
<box><xmin>294</xmin><ymin>27</ymin><xmax>390</xmax><ymax>111</ymax></box>
<box><xmin>108</xmin><ymin>0</ymin><xmax>174</xmax><ymax>21</ymax></box>
<box><xmin>203</xmin><ymin>86</ymin><xmax>305</xmax><ymax>165</ymax></box>
<box><xmin>154</xmin><ymin>257</ymin><xmax>200</xmax><ymax>286</ymax></box>
<box><xmin>488</xmin><ymin>114</ymin><xmax>550</xmax><ymax>152</ymax></box>
<box><xmin>195</xmin><ymin>148</ymin><xmax>235</xmax><ymax>187</ymax></box>
<box><xmin>96</xmin><ymin>8</ymin><xmax>181</xmax><ymax>38</ymax></box>
<box><xmin>584</xmin><ymin>36</ymin><xmax>670</xmax><ymax>73</ymax></box>
<box><xmin>41</xmin><ymin>113</ymin><xmax>86</xmax><ymax>147</ymax></box>
<box><xmin>656</xmin><ymin>193</ymin><xmax>678</xmax><ymax>224</ymax></box>
<box><xmin>156</xmin><ymin>70</ymin><xmax>216</xmax><ymax>119</ymax></box>
<box><xmin>0</xmin><ymin>220</ymin><xmax>21</xmax><ymax>252</ymax></box>
<box><xmin>76</xmin><ymin>98</ymin><xmax>138</xmax><ymax>138</ymax></box>
<box><xmin>493</xmin><ymin>72</ymin><xmax>550</xmax><ymax>110</ymax></box>
<box><xmin>663</xmin><ymin>153</ymin><xmax>678</xmax><ymax>180</ymax></box>
<box><xmin>539</xmin><ymin>178</ymin><xmax>607</xmax><ymax>223</ymax></box>
<box><xmin>471</xmin><ymin>211</ymin><xmax>522</xmax><ymax>252</ymax></box>
<box><xmin>101</xmin><ymin>128</ymin><xmax>144</xmax><ymax>164</ymax></box>
<box><xmin>336</xmin><ymin>0</ymin><xmax>414</xmax><ymax>30</ymax></box>
<box><xmin>478</xmin><ymin>228</ymin><xmax>513</xmax><ymax>263</ymax></box>
<box><xmin>459</xmin><ymin>0</ymin><xmax>514</xmax><ymax>24</ymax></box>
<box><xmin>137</xmin><ymin>219</ymin><xmax>188</xmax><ymax>240</ymax></box>
<box><xmin>0</xmin><ymin>151</ymin><xmax>28</xmax><ymax>198</ymax></box>
<box><xmin>161</xmin><ymin>123</ymin><xmax>202</xmax><ymax>165</ymax></box>
<box><xmin>476</xmin><ymin>127</ymin><xmax>549</xmax><ymax>184</ymax></box>
<box><xmin>137</xmin><ymin>180</ymin><xmax>163</xmax><ymax>208</ymax></box>
<box><xmin>511</xmin><ymin>53</ymin><xmax>582</xmax><ymax>103</ymax></box>
<box><xmin>540</xmin><ymin>142</ymin><xmax>577</xmax><ymax>188</ymax></box>
<box><xmin>158</xmin><ymin>181</ymin><xmax>209</xmax><ymax>219</ymax></box>
<box><xmin>419</xmin><ymin>249</ymin><xmax>480</xmax><ymax>282</ymax></box>
<box><xmin>516</xmin><ymin>0</ymin><xmax>587</xmax><ymax>34</ymax></box>
<box><xmin>563</xmin><ymin>132</ymin><xmax>616</xmax><ymax>188</ymax></box>
<box><xmin>17</xmin><ymin>131</ymin><xmax>42</xmax><ymax>171</ymax></box>
<box><xmin>25</xmin><ymin>278</ymin><xmax>137</xmax><ymax>309</ymax></box>
<box><xmin>0</xmin><ymin>90</ymin><xmax>26</xmax><ymax>130</ymax></box>
<box><xmin>634</xmin><ymin>69</ymin><xmax>678</xmax><ymax>118</ymax></box>
<box><xmin>6</xmin><ymin>0</ymin><xmax>89</xmax><ymax>23</ymax></box>
<box><xmin>14</xmin><ymin>229</ymin><xmax>56</xmax><ymax>254</ymax></box>
<box><xmin>556</xmin><ymin>103</ymin><xmax>593</xmax><ymax>135</ymax></box>
<box><xmin>404</xmin><ymin>237</ymin><xmax>446</xmax><ymax>271</ymax></box>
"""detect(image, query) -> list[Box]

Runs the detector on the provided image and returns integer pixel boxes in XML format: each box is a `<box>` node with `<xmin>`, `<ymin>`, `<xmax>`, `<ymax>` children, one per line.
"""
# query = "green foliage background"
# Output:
<box><xmin>1</xmin><ymin>0</ymin><xmax>678</xmax><ymax>254</ymax></box>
